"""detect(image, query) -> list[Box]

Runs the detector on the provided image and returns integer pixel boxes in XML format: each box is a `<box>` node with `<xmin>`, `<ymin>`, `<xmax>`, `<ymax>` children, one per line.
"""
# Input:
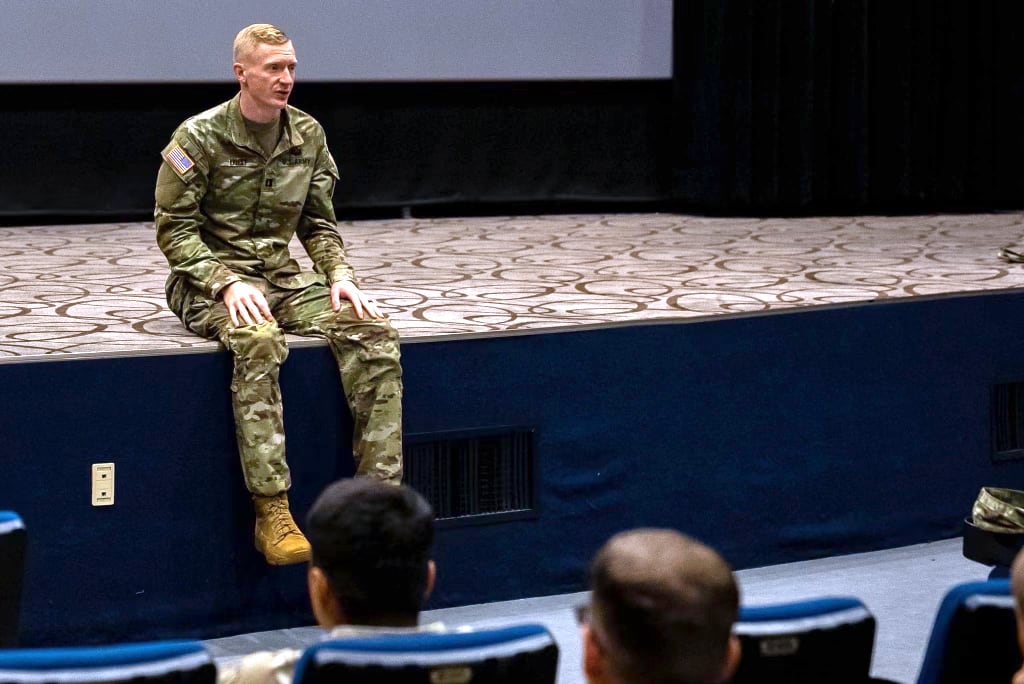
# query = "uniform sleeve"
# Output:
<box><xmin>154</xmin><ymin>132</ymin><xmax>241</xmax><ymax>299</ymax></box>
<box><xmin>296</xmin><ymin>132</ymin><xmax>356</xmax><ymax>285</ymax></box>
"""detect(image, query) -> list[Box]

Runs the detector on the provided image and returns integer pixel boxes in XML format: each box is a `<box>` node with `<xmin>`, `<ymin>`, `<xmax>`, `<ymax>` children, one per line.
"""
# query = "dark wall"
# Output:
<box><xmin>1</xmin><ymin>80</ymin><xmax>672</xmax><ymax>223</ymax></box>
<box><xmin>4</xmin><ymin>290</ymin><xmax>1024</xmax><ymax>645</ymax></box>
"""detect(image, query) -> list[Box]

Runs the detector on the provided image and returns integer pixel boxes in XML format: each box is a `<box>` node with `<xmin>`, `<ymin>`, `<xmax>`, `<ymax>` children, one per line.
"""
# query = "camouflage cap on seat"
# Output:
<box><xmin>971</xmin><ymin>487</ymin><xmax>1024</xmax><ymax>533</ymax></box>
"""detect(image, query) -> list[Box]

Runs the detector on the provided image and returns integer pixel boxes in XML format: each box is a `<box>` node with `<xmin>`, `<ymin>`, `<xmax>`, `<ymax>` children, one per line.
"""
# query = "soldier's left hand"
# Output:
<box><xmin>331</xmin><ymin>280</ymin><xmax>385</xmax><ymax>320</ymax></box>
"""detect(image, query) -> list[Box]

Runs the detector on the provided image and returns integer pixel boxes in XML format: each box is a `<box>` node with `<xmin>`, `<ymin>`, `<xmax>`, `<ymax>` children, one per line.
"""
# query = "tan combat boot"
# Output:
<box><xmin>253</xmin><ymin>492</ymin><xmax>311</xmax><ymax>565</ymax></box>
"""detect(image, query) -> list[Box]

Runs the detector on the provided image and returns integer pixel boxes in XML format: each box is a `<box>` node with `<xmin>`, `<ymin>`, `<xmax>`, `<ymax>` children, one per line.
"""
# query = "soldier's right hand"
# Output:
<box><xmin>222</xmin><ymin>281</ymin><xmax>275</xmax><ymax>327</ymax></box>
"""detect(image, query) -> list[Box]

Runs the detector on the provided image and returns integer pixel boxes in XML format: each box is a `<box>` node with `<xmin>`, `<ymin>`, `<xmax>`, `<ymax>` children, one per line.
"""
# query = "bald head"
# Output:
<box><xmin>589</xmin><ymin>529</ymin><xmax>739</xmax><ymax>684</ymax></box>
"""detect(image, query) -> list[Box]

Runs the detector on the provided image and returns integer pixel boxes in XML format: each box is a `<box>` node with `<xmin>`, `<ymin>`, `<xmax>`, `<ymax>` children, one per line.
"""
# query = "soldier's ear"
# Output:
<box><xmin>233</xmin><ymin>63</ymin><xmax>246</xmax><ymax>86</ymax></box>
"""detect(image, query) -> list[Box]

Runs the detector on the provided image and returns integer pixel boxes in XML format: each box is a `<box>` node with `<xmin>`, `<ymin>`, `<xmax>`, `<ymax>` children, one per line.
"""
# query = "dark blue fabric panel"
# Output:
<box><xmin>0</xmin><ymin>349</ymin><xmax>349</xmax><ymax>645</ymax></box>
<box><xmin>3</xmin><ymin>291</ymin><xmax>1024</xmax><ymax>644</ymax></box>
<box><xmin>408</xmin><ymin>293</ymin><xmax>1024</xmax><ymax>607</ymax></box>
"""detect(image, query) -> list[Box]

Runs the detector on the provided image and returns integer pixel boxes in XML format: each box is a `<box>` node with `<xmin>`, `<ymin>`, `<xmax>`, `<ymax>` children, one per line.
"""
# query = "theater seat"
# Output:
<box><xmin>732</xmin><ymin>596</ymin><xmax>894</xmax><ymax>684</ymax></box>
<box><xmin>0</xmin><ymin>511</ymin><xmax>26</xmax><ymax>648</ymax></box>
<box><xmin>916</xmin><ymin>579</ymin><xmax>1018</xmax><ymax>684</ymax></box>
<box><xmin>0</xmin><ymin>640</ymin><xmax>216</xmax><ymax>684</ymax></box>
<box><xmin>962</xmin><ymin>518</ymin><xmax>1024</xmax><ymax>570</ymax></box>
<box><xmin>293</xmin><ymin>623</ymin><xmax>559</xmax><ymax>684</ymax></box>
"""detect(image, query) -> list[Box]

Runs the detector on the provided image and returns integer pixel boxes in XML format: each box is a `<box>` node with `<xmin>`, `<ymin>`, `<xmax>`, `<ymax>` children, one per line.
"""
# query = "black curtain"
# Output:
<box><xmin>672</xmin><ymin>0</ymin><xmax>1024</xmax><ymax>213</ymax></box>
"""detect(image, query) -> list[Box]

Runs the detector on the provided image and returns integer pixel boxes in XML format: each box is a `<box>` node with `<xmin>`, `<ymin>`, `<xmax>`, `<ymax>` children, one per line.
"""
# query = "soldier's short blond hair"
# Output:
<box><xmin>233</xmin><ymin>24</ymin><xmax>290</xmax><ymax>64</ymax></box>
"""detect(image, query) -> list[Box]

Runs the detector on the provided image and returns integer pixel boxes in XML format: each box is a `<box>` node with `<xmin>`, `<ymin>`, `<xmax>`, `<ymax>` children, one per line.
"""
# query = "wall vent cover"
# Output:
<box><xmin>404</xmin><ymin>428</ymin><xmax>536</xmax><ymax>524</ymax></box>
<box><xmin>992</xmin><ymin>383</ymin><xmax>1024</xmax><ymax>461</ymax></box>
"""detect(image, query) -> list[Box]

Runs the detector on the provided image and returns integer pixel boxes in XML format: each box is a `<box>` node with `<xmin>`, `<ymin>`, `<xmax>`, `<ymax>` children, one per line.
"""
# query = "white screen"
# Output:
<box><xmin>1</xmin><ymin>0</ymin><xmax>672</xmax><ymax>83</ymax></box>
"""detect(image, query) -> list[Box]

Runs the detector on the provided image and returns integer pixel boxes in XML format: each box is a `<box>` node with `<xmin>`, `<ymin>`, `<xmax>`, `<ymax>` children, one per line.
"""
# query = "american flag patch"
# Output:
<box><xmin>164</xmin><ymin>144</ymin><xmax>195</xmax><ymax>175</ymax></box>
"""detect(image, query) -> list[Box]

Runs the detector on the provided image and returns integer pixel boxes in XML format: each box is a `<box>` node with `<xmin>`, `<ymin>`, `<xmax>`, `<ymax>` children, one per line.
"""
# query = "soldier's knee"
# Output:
<box><xmin>362</xmin><ymin>318</ymin><xmax>400</xmax><ymax>346</ymax></box>
<box><xmin>370</xmin><ymin>320</ymin><xmax>400</xmax><ymax>348</ymax></box>
<box><xmin>328</xmin><ymin>318</ymin><xmax>400</xmax><ymax>353</ymax></box>
<box><xmin>360</xmin><ymin>323</ymin><xmax>401</xmax><ymax>364</ymax></box>
<box><xmin>226</xmin><ymin>321</ymin><xmax>289</xmax><ymax>376</ymax></box>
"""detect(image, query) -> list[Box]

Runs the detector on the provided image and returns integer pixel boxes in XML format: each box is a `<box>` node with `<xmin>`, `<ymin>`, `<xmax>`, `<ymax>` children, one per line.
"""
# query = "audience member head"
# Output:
<box><xmin>581</xmin><ymin>529</ymin><xmax>740</xmax><ymax>684</ymax></box>
<box><xmin>306</xmin><ymin>479</ymin><xmax>435</xmax><ymax>628</ymax></box>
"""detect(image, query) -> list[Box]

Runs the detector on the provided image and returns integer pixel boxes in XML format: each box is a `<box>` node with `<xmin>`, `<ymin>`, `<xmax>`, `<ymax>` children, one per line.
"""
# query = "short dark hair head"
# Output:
<box><xmin>589</xmin><ymin>529</ymin><xmax>739</xmax><ymax>684</ymax></box>
<box><xmin>306</xmin><ymin>479</ymin><xmax>435</xmax><ymax>624</ymax></box>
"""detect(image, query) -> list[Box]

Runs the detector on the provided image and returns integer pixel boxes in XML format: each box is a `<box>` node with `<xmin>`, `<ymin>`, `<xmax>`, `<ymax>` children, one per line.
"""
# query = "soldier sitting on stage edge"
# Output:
<box><xmin>155</xmin><ymin>23</ymin><xmax>403</xmax><ymax>565</ymax></box>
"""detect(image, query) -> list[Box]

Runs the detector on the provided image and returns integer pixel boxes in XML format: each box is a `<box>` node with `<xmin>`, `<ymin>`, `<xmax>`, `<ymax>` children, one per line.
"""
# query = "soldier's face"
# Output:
<box><xmin>237</xmin><ymin>41</ymin><xmax>297</xmax><ymax>111</ymax></box>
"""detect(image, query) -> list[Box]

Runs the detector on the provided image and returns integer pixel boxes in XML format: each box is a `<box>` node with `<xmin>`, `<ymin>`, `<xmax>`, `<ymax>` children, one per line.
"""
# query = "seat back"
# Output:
<box><xmin>0</xmin><ymin>640</ymin><xmax>215</xmax><ymax>684</ymax></box>
<box><xmin>0</xmin><ymin>512</ymin><xmax>26</xmax><ymax>648</ymax></box>
<box><xmin>962</xmin><ymin>518</ymin><xmax>1024</xmax><ymax>569</ymax></box>
<box><xmin>916</xmin><ymin>579</ymin><xmax>1019</xmax><ymax>684</ymax></box>
<box><xmin>293</xmin><ymin>624</ymin><xmax>558</xmax><ymax>684</ymax></box>
<box><xmin>732</xmin><ymin>596</ymin><xmax>876</xmax><ymax>684</ymax></box>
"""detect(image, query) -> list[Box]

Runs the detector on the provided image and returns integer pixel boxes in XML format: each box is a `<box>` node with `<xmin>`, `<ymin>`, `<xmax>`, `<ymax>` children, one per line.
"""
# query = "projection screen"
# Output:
<box><xmin>0</xmin><ymin>0</ymin><xmax>672</xmax><ymax>83</ymax></box>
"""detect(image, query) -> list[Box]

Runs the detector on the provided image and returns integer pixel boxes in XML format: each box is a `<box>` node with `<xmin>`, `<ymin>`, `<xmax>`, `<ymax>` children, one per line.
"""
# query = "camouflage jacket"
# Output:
<box><xmin>154</xmin><ymin>94</ymin><xmax>354</xmax><ymax>300</ymax></box>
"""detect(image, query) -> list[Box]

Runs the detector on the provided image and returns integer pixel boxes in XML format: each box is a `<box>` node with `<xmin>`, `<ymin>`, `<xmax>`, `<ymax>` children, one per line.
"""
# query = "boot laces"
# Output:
<box><xmin>266</xmin><ymin>498</ymin><xmax>299</xmax><ymax>541</ymax></box>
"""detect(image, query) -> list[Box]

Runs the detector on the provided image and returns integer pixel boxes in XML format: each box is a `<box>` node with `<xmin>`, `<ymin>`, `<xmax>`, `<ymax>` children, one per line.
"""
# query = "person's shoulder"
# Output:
<box><xmin>173</xmin><ymin>99</ymin><xmax>234</xmax><ymax>142</ymax></box>
<box><xmin>217</xmin><ymin>647</ymin><xmax>301</xmax><ymax>684</ymax></box>
<box><xmin>285</xmin><ymin>104</ymin><xmax>321</xmax><ymax>127</ymax></box>
<box><xmin>285</xmin><ymin>105</ymin><xmax>327</xmax><ymax>140</ymax></box>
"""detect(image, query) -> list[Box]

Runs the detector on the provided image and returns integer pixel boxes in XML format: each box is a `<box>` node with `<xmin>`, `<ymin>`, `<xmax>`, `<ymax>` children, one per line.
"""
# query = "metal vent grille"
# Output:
<box><xmin>404</xmin><ymin>429</ymin><xmax>535</xmax><ymax>523</ymax></box>
<box><xmin>992</xmin><ymin>383</ymin><xmax>1024</xmax><ymax>461</ymax></box>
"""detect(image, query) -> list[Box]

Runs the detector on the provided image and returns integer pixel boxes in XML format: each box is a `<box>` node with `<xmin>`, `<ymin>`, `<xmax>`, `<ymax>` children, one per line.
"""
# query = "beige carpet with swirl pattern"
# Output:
<box><xmin>2</xmin><ymin>213</ymin><xmax>1024</xmax><ymax>361</ymax></box>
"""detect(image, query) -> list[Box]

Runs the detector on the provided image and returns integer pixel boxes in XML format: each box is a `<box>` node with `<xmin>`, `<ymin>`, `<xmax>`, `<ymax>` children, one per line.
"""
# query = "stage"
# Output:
<box><xmin>3</xmin><ymin>212</ymin><xmax>1023</xmax><ymax>359</ymax></box>
<box><xmin>4</xmin><ymin>212</ymin><xmax>1024</xmax><ymax>646</ymax></box>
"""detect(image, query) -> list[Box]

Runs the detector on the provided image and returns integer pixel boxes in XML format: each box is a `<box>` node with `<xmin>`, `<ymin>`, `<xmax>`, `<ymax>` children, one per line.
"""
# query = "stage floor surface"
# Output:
<box><xmin>2</xmin><ymin>212</ymin><xmax>1024</xmax><ymax>361</ymax></box>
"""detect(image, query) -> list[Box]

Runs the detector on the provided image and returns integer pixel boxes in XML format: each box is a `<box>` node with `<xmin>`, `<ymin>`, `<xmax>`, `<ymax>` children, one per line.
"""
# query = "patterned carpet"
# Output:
<box><xmin>2</xmin><ymin>213</ymin><xmax>1024</xmax><ymax>361</ymax></box>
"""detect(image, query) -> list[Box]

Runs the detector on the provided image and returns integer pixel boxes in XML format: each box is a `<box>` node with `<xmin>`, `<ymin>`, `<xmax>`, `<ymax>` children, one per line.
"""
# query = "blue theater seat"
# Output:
<box><xmin>0</xmin><ymin>640</ymin><xmax>215</xmax><ymax>684</ymax></box>
<box><xmin>0</xmin><ymin>511</ymin><xmax>26</xmax><ymax>648</ymax></box>
<box><xmin>293</xmin><ymin>623</ymin><xmax>559</xmax><ymax>684</ymax></box>
<box><xmin>732</xmin><ymin>596</ymin><xmax>893</xmax><ymax>684</ymax></box>
<box><xmin>916</xmin><ymin>579</ymin><xmax>1018</xmax><ymax>684</ymax></box>
<box><xmin>961</xmin><ymin>518</ymin><xmax>1024</xmax><ymax>578</ymax></box>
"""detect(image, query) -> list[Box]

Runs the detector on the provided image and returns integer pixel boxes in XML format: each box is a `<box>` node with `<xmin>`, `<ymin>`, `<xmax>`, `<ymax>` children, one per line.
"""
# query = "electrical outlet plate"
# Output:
<box><xmin>91</xmin><ymin>462</ymin><xmax>114</xmax><ymax>506</ymax></box>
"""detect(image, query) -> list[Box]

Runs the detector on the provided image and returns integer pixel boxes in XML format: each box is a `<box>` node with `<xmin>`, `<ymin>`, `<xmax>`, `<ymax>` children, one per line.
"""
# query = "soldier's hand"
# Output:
<box><xmin>331</xmin><ymin>280</ymin><xmax>384</xmax><ymax>320</ymax></box>
<box><xmin>222</xmin><ymin>281</ymin><xmax>274</xmax><ymax>327</ymax></box>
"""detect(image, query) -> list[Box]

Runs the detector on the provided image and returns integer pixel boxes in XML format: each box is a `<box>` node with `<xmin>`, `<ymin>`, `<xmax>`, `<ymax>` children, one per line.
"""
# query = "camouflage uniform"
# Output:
<box><xmin>154</xmin><ymin>94</ymin><xmax>402</xmax><ymax>495</ymax></box>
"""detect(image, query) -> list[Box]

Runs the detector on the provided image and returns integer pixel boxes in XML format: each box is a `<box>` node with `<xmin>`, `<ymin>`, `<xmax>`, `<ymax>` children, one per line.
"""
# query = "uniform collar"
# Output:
<box><xmin>324</xmin><ymin>622</ymin><xmax>448</xmax><ymax>639</ymax></box>
<box><xmin>226</xmin><ymin>93</ymin><xmax>305</xmax><ymax>154</ymax></box>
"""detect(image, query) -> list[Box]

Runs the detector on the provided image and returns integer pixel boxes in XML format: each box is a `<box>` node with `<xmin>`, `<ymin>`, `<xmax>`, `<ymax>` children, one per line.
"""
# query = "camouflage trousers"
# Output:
<box><xmin>168</xmin><ymin>276</ymin><xmax>403</xmax><ymax>496</ymax></box>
